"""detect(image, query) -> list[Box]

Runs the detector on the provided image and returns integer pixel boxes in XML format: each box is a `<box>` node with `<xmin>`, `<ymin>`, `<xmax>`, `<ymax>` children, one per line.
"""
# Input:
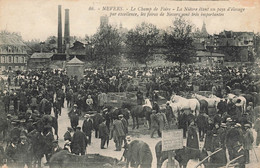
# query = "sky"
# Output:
<box><xmin>0</xmin><ymin>0</ymin><xmax>259</xmax><ymax>41</ymax></box>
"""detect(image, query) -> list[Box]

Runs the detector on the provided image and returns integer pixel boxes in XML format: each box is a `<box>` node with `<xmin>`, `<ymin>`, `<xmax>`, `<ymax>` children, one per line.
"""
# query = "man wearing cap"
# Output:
<box><xmin>99</xmin><ymin>119</ymin><xmax>109</xmax><ymax>149</ymax></box>
<box><xmin>150</xmin><ymin>110</ymin><xmax>159</xmax><ymax>138</ymax></box>
<box><xmin>71</xmin><ymin>127</ymin><xmax>88</xmax><ymax>155</ymax></box>
<box><xmin>243</xmin><ymin>124</ymin><xmax>254</xmax><ymax>163</ymax></box>
<box><xmin>103</xmin><ymin>108</ymin><xmax>110</xmax><ymax>129</ymax></box>
<box><xmin>112</xmin><ymin>116</ymin><xmax>125</xmax><ymax>151</ymax></box>
<box><xmin>119</xmin><ymin>114</ymin><xmax>128</xmax><ymax>146</ymax></box>
<box><xmin>82</xmin><ymin>114</ymin><xmax>93</xmax><ymax>145</ymax></box>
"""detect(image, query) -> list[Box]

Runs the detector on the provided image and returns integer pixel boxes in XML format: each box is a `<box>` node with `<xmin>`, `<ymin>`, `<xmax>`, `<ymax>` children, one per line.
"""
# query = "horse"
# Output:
<box><xmin>122</xmin><ymin>102</ymin><xmax>152</xmax><ymax>129</ymax></box>
<box><xmin>226</xmin><ymin>93</ymin><xmax>247</xmax><ymax>113</ymax></box>
<box><xmin>170</xmin><ymin>94</ymin><xmax>200</xmax><ymax>116</ymax></box>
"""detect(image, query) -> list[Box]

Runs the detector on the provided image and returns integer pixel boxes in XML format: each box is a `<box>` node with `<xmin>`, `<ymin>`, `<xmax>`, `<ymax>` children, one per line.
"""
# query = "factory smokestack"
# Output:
<box><xmin>64</xmin><ymin>9</ymin><xmax>70</xmax><ymax>49</ymax></box>
<box><xmin>57</xmin><ymin>5</ymin><xmax>62</xmax><ymax>53</ymax></box>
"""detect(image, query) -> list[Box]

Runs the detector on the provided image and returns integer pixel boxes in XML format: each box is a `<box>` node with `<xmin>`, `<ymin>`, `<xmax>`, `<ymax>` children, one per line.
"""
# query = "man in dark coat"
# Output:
<box><xmin>178</xmin><ymin>110</ymin><xmax>188</xmax><ymax>138</ymax></box>
<box><xmin>186</xmin><ymin>121</ymin><xmax>199</xmax><ymax>159</ymax></box>
<box><xmin>5</xmin><ymin>139</ymin><xmax>19</xmax><ymax>168</ymax></box>
<box><xmin>82</xmin><ymin>114</ymin><xmax>93</xmax><ymax>145</ymax></box>
<box><xmin>3</xmin><ymin>92</ymin><xmax>10</xmax><ymax>113</ymax></box>
<box><xmin>93</xmin><ymin>112</ymin><xmax>104</xmax><ymax>138</ymax></box>
<box><xmin>43</xmin><ymin>125</ymin><xmax>54</xmax><ymax>165</ymax></box>
<box><xmin>63</xmin><ymin>127</ymin><xmax>73</xmax><ymax>142</ymax></box>
<box><xmin>225</xmin><ymin>123</ymin><xmax>244</xmax><ymax>160</ymax></box>
<box><xmin>16</xmin><ymin>135</ymin><xmax>33</xmax><ymax>168</ymax></box>
<box><xmin>136</xmin><ymin>89</ymin><xmax>143</xmax><ymax>105</ymax></box>
<box><xmin>68</xmin><ymin>104</ymin><xmax>80</xmax><ymax>130</ymax></box>
<box><xmin>217</xmin><ymin>99</ymin><xmax>228</xmax><ymax>116</ymax></box>
<box><xmin>53</xmin><ymin>98</ymin><xmax>62</xmax><ymax>118</ymax></box>
<box><xmin>196</xmin><ymin>112</ymin><xmax>209</xmax><ymax>141</ymax></box>
<box><xmin>99</xmin><ymin>119</ymin><xmax>109</xmax><ymax>149</ymax></box>
<box><xmin>210</xmin><ymin>134</ymin><xmax>227</xmax><ymax>167</ymax></box>
<box><xmin>71</xmin><ymin>127</ymin><xmax>88</xmax><ymax>155</ymax></box>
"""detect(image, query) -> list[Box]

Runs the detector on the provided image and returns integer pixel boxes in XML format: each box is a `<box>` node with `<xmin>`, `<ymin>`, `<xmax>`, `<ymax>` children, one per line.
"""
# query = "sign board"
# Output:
<box><xmin>162</xmin><ymin>129</ymin><xmax>183</xmax><ymax>151</ymax></box>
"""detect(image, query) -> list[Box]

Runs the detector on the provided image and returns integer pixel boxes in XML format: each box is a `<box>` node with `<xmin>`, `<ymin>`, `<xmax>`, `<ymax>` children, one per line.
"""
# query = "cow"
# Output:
<box><xmin>49</xmin><ymin>150</ymin><xmax>123</xmax><ymax>168</ymax></box>
<box><xmin>123</xmin><ymin>140</ymin><xmax>153</xmax><ymax>168</ymax></box>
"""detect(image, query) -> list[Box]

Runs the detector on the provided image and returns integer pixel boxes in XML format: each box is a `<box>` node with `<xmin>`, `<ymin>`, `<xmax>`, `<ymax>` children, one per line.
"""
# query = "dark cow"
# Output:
<box><xmin>123</xmin><ymin>140</ymin><xmax>153</xmax><ymax>168</ymax></box>
<box><xmin>155</xmin><ymin>141</ymin><xmax>208</xmax><ymax>168</ymax></box>
<box><xmin>49</xmin><ymin>150</ymin><xmax>123</xmax><ymax>168</ymax></box>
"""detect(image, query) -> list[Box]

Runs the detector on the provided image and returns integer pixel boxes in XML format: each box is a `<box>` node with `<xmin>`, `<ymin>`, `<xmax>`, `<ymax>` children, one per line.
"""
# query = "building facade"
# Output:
<box><xmin>0</xmin><ymin>31</ymin><xmax>28</xmax><ymax>72</ymax></box>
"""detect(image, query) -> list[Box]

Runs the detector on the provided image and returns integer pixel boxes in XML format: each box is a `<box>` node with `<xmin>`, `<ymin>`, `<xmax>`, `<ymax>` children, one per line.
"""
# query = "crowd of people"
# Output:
<box><xmin>0</xmin><ymin>63</ymin><xmax>259</xmax><ymax>168</ymax></box>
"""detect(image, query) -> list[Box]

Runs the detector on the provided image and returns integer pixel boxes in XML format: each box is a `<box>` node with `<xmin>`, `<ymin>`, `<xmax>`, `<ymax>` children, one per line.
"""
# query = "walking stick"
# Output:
<box><xmin>253</xmin><ymin>147</ymin><xmax>259</xmax><ymax>162</ymax></box>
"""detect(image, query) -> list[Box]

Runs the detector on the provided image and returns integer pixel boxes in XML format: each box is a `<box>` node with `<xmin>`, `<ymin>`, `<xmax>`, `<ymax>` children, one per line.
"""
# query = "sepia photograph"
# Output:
<box><xmin>0</xmin><ymin>0</ymin><xmax>259</xmax><ymax>167</ymax></box>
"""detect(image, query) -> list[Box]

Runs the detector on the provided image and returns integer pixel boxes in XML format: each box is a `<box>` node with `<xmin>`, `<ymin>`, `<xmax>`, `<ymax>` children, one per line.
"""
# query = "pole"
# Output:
<box><xmin>168</xmin><ymin>150</ymin><xmax>173</xmax><ymax>168</ymax></box>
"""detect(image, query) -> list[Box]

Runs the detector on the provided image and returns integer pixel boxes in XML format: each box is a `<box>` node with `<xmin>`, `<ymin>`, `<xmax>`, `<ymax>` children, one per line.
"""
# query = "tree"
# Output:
<box><xmin>91</xmin><ymin>24</ymin><xmax>122</xmax><ymax>71</ymax></box>
<box><xmin>125</xmin><ymin>22</ymin><xmax>159</xmax><ymax>66</ymax></box>
<box><xmin>163</xmin><ymin>17</ymin><xmax>196</xmax><ymax>70</ymax></box>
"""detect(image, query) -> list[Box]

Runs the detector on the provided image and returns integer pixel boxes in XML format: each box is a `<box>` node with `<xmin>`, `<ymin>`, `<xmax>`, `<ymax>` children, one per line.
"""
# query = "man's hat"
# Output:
<box><xmin>226</xmin><ymin>118</ymin><xmax>232</xmax><ymax>122</ymax></box>
<box><xmin>84</xmin><ymin>114</ymin><xmax>90</xmax><ymax>118</ymax></box>
<box><xmin>118</xmin><ymin>114</ymin><xmax>123</xmax><ymax>118</ymax></box>
<box><xmin>235</xmin><ymin>123</ymin><xmax>241</xmax><ymax>127</ymax></box>
<box><xmin>221</xmin><ymin>123</ymin><xmax>227</xmax><ymax>127</ymax></box>
<box><xmin>244</xmin><ymin>124</ymin><xmax>251</xmax><ymax>128</ymax></box>
<box><xmin>73</xmin><ymin>104</ymin><xmax>78</xmax><ymax>107</ymax></box>
<box><xmin>68</xmin><ymin>127</ymin><xmax>73</xmax><ymax>131</ymax></box>
<box><xmin>20</xmin><ymin>119</ymin><xmax>26</xmax><ymax>123</ymax></box>
<box><xmin>103</xmin><ymin>108</ymin><xmax>108</xmax><ymax>112</ymax></box>
<box><xmin>7</xmin><ymin>114</ymin><xmax>12</xmax><ymax>118</ymax></box>
<box><xmin>76</xmin><ymin>126</ymin><xmax>81</xmax><ymax>130</ymax></box>
<box><xmin>152</xmin><ymin>110</ymin><xmax>156</xmax><ymax>113</ymax></box>
<box><xmin>20</xmin><ymin>135</ymin><xmax>27</xmax><ymax>139</ymax></box>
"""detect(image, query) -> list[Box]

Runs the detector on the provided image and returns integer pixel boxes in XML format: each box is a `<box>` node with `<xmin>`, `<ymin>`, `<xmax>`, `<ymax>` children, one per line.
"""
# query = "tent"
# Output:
<box><xmin>66</xmin><ymin>56</ymin><xmax>84</xmax><ymax>79</ymax></box>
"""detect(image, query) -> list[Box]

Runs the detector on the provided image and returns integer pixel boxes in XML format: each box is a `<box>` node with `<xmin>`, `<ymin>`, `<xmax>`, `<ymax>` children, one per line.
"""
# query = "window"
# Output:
<box><xmin>9</xmin><ymin>56</ymin><xmax>12</xmax><ymax>63</ymax></box>
<box><xmin>22</xmin><ymin>57</ymin><xmax>25</xmax><ymax>63</ymax></box>
<box><xmin>16</xmin><ymin>57</ymin><xmax>18</xmax><ymax>63</ymax></box>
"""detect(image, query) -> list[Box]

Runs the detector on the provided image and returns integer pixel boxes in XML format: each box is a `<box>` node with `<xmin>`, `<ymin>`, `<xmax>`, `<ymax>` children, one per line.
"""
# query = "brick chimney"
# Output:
<box><xmin>64</xmin><ymin>9</ymin><xmax>70</xmax><ymax>49</ymax></box>
<box><xmin>57</xmin><ymin>5</ymin><xmax>62</xmax><ymax>53</ymax></box>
